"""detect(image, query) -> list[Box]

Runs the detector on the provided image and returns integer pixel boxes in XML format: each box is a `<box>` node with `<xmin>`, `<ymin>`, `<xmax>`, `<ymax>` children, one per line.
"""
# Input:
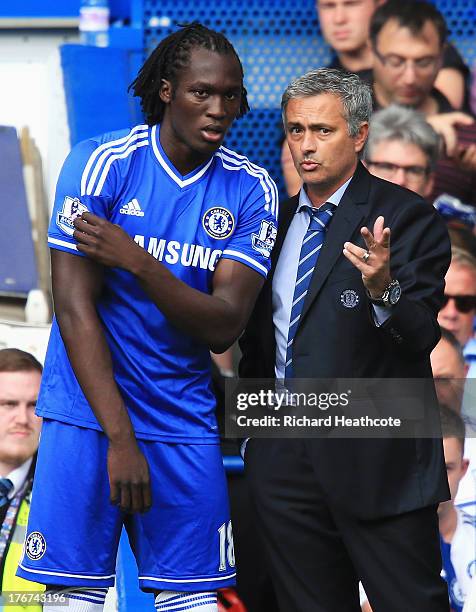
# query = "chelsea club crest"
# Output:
<box><xmin>340</xmin><ymin>289</ymin><xmax>360</xmax><ymax>308</ymax></box>
<box><xmin>25</xmin><ymin>531</ymin><xmax>47</xmax><ymax>560</ymax></box>
<box><xmin>203</xmin><ymin>207</ymin><xmax>235</xmax><ymax>239</ymax></box>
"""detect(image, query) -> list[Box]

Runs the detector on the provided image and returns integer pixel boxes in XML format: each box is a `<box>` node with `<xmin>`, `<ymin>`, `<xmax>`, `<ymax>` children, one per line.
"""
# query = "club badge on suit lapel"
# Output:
<box><xmin>341</xmin><ymin>289</ymin><xmax>360</xmax><ymax>308</ymax></box>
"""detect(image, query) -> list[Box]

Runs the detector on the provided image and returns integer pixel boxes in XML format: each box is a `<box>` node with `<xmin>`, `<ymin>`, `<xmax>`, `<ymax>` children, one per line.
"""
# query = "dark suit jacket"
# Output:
<box><xmin>239</xmin><ymin>162</ymin><xmax>451</xmax><ymax>519</ymax></box>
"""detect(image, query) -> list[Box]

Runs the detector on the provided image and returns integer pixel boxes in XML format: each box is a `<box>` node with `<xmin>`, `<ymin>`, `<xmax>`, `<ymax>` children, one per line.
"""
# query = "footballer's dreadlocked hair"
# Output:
<box><xmin>130</xmin><ymin>22</ymin><xmax>250</xmax><ymax>125</ymax></box>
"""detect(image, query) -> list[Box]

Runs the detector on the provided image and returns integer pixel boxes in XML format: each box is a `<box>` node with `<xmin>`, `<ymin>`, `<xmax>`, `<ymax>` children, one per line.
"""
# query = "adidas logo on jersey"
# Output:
<box><xmin>120</xmin><ymin>199</ymin><xmax>144</xmax><ymax>216</ymax></box>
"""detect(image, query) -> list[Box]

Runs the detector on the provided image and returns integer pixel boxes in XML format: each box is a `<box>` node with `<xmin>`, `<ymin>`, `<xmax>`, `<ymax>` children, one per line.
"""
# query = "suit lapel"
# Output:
<box><xmin>299</xmin><ymin>163</ymin><xmax>370</xmax><ymax>324</ymax></box>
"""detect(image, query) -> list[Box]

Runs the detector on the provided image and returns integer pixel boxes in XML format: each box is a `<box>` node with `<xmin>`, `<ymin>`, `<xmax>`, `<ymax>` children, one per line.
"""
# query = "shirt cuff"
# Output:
<box><xmin>372</xmin><ymin>304</ymin><xmax>392</xmax><ymax>327</ymax></box>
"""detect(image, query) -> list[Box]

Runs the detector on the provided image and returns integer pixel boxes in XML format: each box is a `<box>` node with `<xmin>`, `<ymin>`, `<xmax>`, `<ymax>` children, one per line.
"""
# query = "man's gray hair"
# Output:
<box><xmin>281</xmin><ymin>68</ymin><xmax>373</xmax><ymax>137</ymax></box>
<box><xmin>364</xmin><ymin>105</ymin><xmax>441</xmax><ymax>170</ymax></box>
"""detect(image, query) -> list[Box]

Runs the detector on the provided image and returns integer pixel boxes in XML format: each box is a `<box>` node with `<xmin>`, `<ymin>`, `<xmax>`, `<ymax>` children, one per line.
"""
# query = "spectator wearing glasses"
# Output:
<box><xmin>371</xmin><ymin>1</ymin><xmax>452</xmax><ymax>114</ymax></box>
<box><xmin>363</xmin><ymin>104</ymin><xmax>439</xmax><ymax>197</ymax></box>
<box><xmin>438</xmin><ymin>247</ymin><xmax>476</xmax><ymax>348</ymax></box>
<box><xmin>369</xmin><ymin>0</ymin><xmax>476</xmax><ymax>207</ymax></box>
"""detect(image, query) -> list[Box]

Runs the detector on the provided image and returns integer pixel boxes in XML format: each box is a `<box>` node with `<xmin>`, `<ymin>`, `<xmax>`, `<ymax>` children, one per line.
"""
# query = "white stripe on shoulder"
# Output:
<box><xmin>218</xmin><ymin>146</ymin><xmax>278</xmax><ymax>206</ymax></box>
<box><xmin>80</xmin><ymin>124</ymin><xmax>149</xmax><ymax>196</ymax></box>
<box><xmin>222</xmin><ymin>249</ymin><xmax>268</xmax><ymax>275</ymax></box>
<box><xmin>48</xmin><ymin>237</ymin><xmax>78</xmax><ymax>252</ymax></box>
<box><xmin>93</xmin><ymin>139</ymin><xmax>149</xmax><ymax>196</ymax></box>
<box><xmin>218</xmin><ymin>154</ymin><xmax>278</xmax><ymax>217</ymax></box>
<box><xmin>86</xmin><ymin>131</ymin><xmax>149</xmax><ymax>196</ymax></box>
<box><xmin>218</xmin><ymin>146</ymin><xmax>279</xmax><ymax>218</ymax></box>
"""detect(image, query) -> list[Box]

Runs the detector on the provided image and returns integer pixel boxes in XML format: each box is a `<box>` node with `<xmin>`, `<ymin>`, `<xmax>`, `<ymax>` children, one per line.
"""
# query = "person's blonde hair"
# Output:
<box><xmin>451</xmin><ymin>246</ymin><xmax>476</xmax><ymax>273</ymax></box>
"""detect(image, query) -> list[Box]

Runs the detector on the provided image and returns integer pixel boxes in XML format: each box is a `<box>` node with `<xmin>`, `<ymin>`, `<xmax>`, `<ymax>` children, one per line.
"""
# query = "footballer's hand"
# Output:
<box><xmin>343</xmin><ymin>216</ymin><xmax>391</xmax><ymax>299</ymax></box>
<box><xmin>73</xmin><ymin>212</ymin><xmax>142</xmax><ymax>272</ymax></box>
<box><xmin>107</xmin><ymin>437</ymin><xmax>152</xmax><ymax>513</ymax></box>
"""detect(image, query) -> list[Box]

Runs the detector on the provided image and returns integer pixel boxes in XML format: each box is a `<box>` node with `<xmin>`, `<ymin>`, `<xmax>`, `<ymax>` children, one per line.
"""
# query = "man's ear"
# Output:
<box><xmin>437</xmin><ymin>43</ymin><xmax>446</xmax><ymax>72</ymax></box>
<box><xmin>159</xmin><ymin>79</ymin><xmax>173</xmax><ymax>104</ymax></box>
<box><xmin>354</xmin><ymin>122</ymin><xmax>369</xmax><ymax>154</ymax></box>
<box><xmin>423</xmin><ymin>173</ymin><xmax>435</xmax><ymax>198</ymax></box>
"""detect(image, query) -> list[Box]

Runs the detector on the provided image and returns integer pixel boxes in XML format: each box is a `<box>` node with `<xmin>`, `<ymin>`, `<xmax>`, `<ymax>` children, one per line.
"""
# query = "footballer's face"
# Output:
<box><xmin>159</xmin><ymin>47</ymin><xmax>243</xmax><ymax>175</ymax></box>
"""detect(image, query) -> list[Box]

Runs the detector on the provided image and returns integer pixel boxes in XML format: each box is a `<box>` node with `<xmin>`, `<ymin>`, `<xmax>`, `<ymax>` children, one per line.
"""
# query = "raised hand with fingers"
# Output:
<box><xmin>343</xmin><ymin>215</ymin><xmax>392</xmax><ymax>299</ymax></box>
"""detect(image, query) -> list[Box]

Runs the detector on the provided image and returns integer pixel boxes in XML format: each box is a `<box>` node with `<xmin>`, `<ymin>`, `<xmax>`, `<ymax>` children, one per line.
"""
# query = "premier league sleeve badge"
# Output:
<box><xmin>251</xmin><ymin>220</ymin><xmax>277</xmax><ymax>259</ymax></box>
<box><xmin>56</xmin><ymin>196</ymin><xmax>89</xmax><ymax>236</ymax></box>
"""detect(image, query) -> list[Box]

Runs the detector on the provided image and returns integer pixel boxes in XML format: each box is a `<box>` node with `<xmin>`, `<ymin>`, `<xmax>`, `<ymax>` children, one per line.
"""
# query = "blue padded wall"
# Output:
<box><xmin>141</xmin><ymin>0</ymin><xmax>475</xmax><ymax>199</ymax></box>
<box><xmin>0</xmin><ymin>126</ymin><xmax>38</xmax><ymax>296</ymax></box>
<box><xmin>61</xmin><ymin>45</ymin><xmax>143</xmax><ymax>146</ymax></box>
<box><xmin>437</xmin><ymin>0</ymin><xmax>475</xmax><ymax>65</ymax></box>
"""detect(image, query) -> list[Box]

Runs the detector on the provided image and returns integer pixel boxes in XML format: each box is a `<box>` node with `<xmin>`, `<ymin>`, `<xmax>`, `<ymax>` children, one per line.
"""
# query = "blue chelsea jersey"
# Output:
<box><xmin>38</xmin><ymin>123</ymin><xmax>278</xmax><ymax>442</ymax></box>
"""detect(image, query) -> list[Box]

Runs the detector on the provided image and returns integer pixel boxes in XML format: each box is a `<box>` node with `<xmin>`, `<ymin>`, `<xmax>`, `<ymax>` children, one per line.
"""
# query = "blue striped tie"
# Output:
<box><xmin>285</xmin><ymin>203</ymin><xmax>335</xmax><ymax>378</ymax></box>
<box><xmin>0</xmin><ymin>477</ymin><xmax>13</xmax><ymax>508</ymax></box>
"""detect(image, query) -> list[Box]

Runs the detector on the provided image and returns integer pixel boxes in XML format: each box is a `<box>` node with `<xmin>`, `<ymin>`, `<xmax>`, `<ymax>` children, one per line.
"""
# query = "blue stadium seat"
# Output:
<box><xmin>60</xmin><ymin>44</ymin><xmax>142</xmax><ymax>146</ymax></box>
<box><xmin>0</xmin><ymin>126</ymin><xmax>38</xmax><ymax>296</ymax></box>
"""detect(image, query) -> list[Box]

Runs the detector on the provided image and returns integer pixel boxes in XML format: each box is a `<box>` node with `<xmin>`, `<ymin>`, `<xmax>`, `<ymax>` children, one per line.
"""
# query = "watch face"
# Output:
<box><xmin>389</xmin><ymin>283</ymin><xmax>402</xmax><ymax>305</ymax></box>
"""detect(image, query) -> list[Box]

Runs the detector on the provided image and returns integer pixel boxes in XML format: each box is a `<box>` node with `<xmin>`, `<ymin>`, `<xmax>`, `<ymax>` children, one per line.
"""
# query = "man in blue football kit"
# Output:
<box><xmin>17</xmin><ymin>24</ymin><xmax>277</xmax><ymax>612</ymax></box>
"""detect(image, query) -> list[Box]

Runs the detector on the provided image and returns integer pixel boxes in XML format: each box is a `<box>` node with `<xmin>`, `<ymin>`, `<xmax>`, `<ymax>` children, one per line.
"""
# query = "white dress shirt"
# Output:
<box><xmin>1</xmin><ymin>457</ymin><xmax>32</xmax><ymax>499</ymax></box>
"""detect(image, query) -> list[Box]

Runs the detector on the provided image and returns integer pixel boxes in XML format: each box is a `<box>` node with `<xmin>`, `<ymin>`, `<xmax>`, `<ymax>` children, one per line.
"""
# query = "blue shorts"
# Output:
<box><xmin>17</xmin><ymin>420</ymin><xmax>235</xmax><ymax>592</ymax></box>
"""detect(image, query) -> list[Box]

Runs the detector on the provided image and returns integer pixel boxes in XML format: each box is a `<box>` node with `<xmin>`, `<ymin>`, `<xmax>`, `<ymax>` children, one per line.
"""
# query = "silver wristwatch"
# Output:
<box><xmin>369</xmin><ymin>279</ymin><xmax>401</xmax><ymax>308</ymax></box>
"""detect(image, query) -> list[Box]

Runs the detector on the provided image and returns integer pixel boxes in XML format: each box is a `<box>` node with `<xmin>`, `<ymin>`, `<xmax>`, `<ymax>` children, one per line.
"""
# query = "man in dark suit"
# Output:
<box><xmin>240</xmin><ymin>68</ymin><xmax>451</xmax><ymax>611</ymax></box>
